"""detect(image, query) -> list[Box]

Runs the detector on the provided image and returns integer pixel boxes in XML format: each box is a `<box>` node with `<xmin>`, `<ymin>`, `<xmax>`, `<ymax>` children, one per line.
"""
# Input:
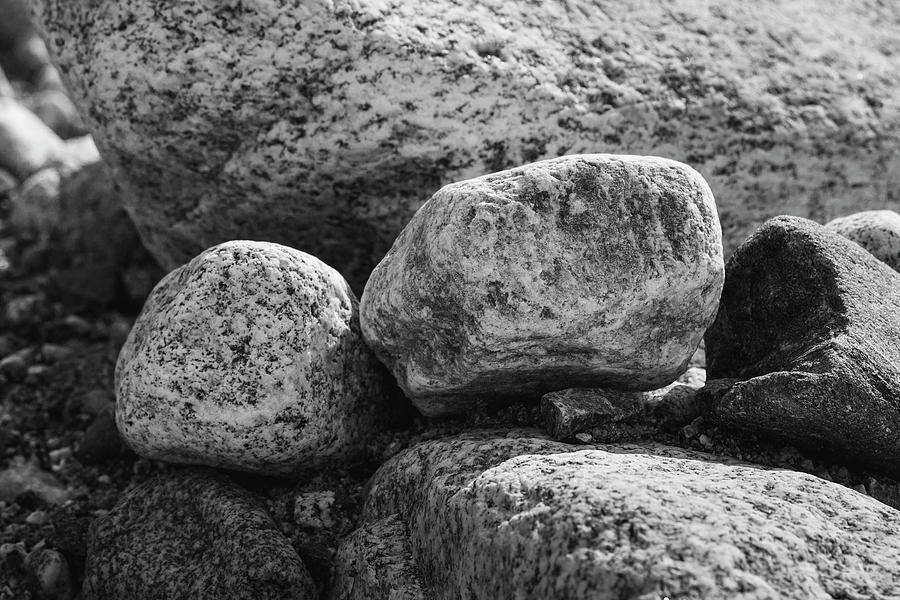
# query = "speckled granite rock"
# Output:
<box><xmin>363</xmin><ymin>433</ymin><xmax>900</xmax><ymax>600</ymax></box>
<box><xmin>825</xmin><ymin>210</ymin><xmax>900</xmax><ymax>271</ymax></box>
<box><xmin>82</xmin><ymin>469</ymin><xmax>315</xmax><ymax>600</ymax></box>
<box><xmin>541</xmin><ymin>366</ymin><xmax>707</xmax><ymax>439</ymax></box>
<box><xmin>361</xmin><ymin>154</ymin><xmax>723</xmax><ymax>417</ymax></box>
<box><xmin>329</xmin><ymin>514</ymin><xmax>428</xmax><ymax>600</ymax></box>
<box><xmin>29</xmin><ymin>0</ymin><xmax>900</xmax><ymax>289</ymax></box>
<box><xmin>0</xmin><ymin>97</ymin><xmax>66</xmax><ymax>180</ymax></box>
<box><xmin>706</xmin><ymin>215</ymin><xmax>900</xmax><ymax>477</ymax></box>
<box><xmin>115</xmin><ymin>241</ymin><xmax>391</xmax><ymax>475</ymax></box>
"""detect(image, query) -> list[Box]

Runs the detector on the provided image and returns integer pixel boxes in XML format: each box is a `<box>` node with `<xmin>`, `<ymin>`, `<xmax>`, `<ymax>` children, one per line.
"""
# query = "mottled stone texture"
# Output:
<box><xmin>82</xmin><ymin>469</ymin><xmax>315</xmax><ymax>600</ymax></box>
<box><xmin>706</xmin><ymin>216</ymin><xmax>900</xmax><ymax>477</ymax></box>
<box><xmin>116</xmin><ymin>241</ymin><xmax>390</xmax><ymax>475</ymax></box>
<box><xmin>825</xmin><ymin>210</ymin><xmax>900</xmax><ymax>271</ymax></box>
<box><xmin>28</xmin><ymin>0</ymin><xmax>900</xmax><ymax>290</ymax></box>
<box><xmin>363</xmin><ymin>433</ymin><xmax>900</xmax><ymax>600</ymax></box>
<box><xmin>329</xmin><ymin>514</ymin><xmax>428</xmax><ymax>600</ymax></box>
<box><xmin>361</xmin><ymin>154</ymin><xmax>723</xmax><ymax>416</ymax></box>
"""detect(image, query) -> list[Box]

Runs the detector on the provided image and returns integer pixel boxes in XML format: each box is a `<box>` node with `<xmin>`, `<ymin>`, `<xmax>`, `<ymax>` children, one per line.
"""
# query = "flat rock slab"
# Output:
<box><xmin>363</xmin><ymin>433</ymin><xmax>900</xmax><ymax>600</ymax></box>
<box><xmin>705</xmin><ymin>215</ymin><xmax>900</xmax><ymax>477</ymax></box>
<box><xmin>31</xmin><ymin>0</ymin><xmax>900</xmax><ymax>289</ymax></box>
<box><xmin>361</xmin><ymin>154</ymin><xmax>723</xmax><ymax>417</ymax></box>
<box><xmin>82</xmin><ymin>468</ymin><xmax>315</xmax><ymax>600</ymax></box>
<box><xmin>116</xmin><ymin>240</ymin><xmax>391</xmax><ymax>475</ymax></box>
<box><xmin>541</xmin><ymin>366</ymin><xmax>707</xmax><ymax>438</ymax></box>
<box><xmin>825</xmin><ymin>209</ymin><xmax>900</xmax><ymax>272</ymax></box>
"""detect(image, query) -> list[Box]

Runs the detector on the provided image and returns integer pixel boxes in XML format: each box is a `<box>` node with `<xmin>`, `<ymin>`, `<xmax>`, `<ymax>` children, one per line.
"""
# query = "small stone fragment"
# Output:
<box><xmin>0</xmin><ymin>458</ymin><xmax>69</xmax><ymax>504</ymax></box>
<box><xmin>116</xmin><ymin>241</ymin><xmax>393</xmax><ymax>475</ymax></box>
<box><xmin>362</xmin><ymin>154</ymin><xmax>723</xmax><ymax>417</ymax></box>
<box><xmin>825</xmin><ymin>209</ymin><xmax>900</xmax><ymax>272</ymax></box>
<box><xmin>82</xmin><ymin>469</ymin><xmax>315</xmax><ymax>600</ymax></box>
<box><xmin>329</xmin><ymin>514</ymin><xmax>428</xmax><ymax>600</ymax></box>
<box><xmin>75</xmin><ymin>405</ymin><xmax>130</xmax><ymax>465</ymax></box>
<box><xmin>0</xmin><ymin>98</ymin><xmax>67</xmax><ymax>180</ymax></box>
<box><xmin>25</xmin><ymin>548</ymin><xmax>72</xmax><ymax>600</ymax></box>
<box><xmin>706</xmin><ymin>216</ymin><xmax>900</xmax><ymax>477</ymax></box>
<box><xmin>293</xmin><ymin>491</ymin><xmax>336</xmax><ymax>529</ymax></box>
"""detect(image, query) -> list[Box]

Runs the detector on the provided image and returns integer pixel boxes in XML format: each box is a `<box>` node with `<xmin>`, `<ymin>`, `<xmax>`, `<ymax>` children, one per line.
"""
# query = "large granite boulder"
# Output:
<box><xmin>360</xmin><ymin>154</ymin><xmax>723</xmax><ymax>417</ymax></box>
<box><xmin>351</xmin><ymin>432</ymin><xmax>900</xmax><ymax>600</ymax></box>
<box><xmin>82</xmin><ymin>469</ymin><xmax>315</xmax><ymax>600</ymax></box>
<box><xmin>116</xmin><ymin>240</ymin><xmax>393</xmax><ymax>475</ymax></box>
<box><xmin>825</xmin><ymin>209</ymin><xmax>900</xmax><ymax>272</ymax></box>
<box><xmin>29</xmin><ymin>0</ymin><xmax>900</xmax><ymax>289</ymax></box>
<box><xmin>705</xmin><ymin>216</ymin><xmax>900</xmax><ymax>477</ymax></box>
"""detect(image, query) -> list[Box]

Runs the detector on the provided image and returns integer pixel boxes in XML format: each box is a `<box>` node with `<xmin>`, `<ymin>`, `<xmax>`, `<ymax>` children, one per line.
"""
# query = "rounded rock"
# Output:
<box><xmin>825</xmin><ymin>209</ymin><xmax>900</xmax><ymax>271</ymax></box>
<box><xmin>361</xmin><ymin>154</ymin><xmax>724</xmax><ymax>417</ymax></box>
<box><xmin>115</xmin><ymin>240</ymin><xmax>390</xmax><ymax>475</ymax></box>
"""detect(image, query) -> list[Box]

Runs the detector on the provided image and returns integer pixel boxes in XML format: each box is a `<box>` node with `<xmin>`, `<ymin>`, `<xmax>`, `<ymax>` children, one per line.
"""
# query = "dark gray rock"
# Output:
<box><xmin>825</xmin><ymin>209</ymin><xmax>900</xmax><ymax>272</ymax></box>
<box><xmin>705</xmin><ymin>215</ymin><xmax>900</xmax><ymax>477</ymax></box>
<box><xmin>362</xmin><ymin>432</ymin><xmax>900</xmax><ymax>599</ymax></box>
<box><xmin>329</xmin><ymin>514</ymin><xmax>428</xmax><ymax>600</ymax></box>
<box><xmin>30</xmin><ymin>0</ymin><xmax>900</xmax><ymax>290</ymax></box>
<box><xmin>74</xmin><ymin>404</ymin><xmax>130</xmax><ymax>465</ymax></box>
<box><xmin>25</xmin><ymin>548</ymin><xmax>72</xmax><ymax>600</ymax></box>
<box><xmin>82</xmin><ymin>469</ymin><xmax>315</xmax><ymax>600</ymax></box>
<box><xmin>361</xmin><ymin>154</ymin><xmax>723</xmax><ymax>417</ymax></box>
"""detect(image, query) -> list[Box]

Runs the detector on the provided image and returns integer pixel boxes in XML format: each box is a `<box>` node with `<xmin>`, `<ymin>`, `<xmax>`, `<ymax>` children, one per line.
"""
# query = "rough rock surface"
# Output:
<box><xmin>329</xmin><ymin>514</ymin><xmax>428</xmax><ymax>600</ymax></box>
<box><xmin>705</xmin><ymin>215</ymin><xmax>900</xmax><ymax>477</ymax></box>
<box><xmin>361</xmin><ymin>154</ymin><xmax>723</xmax><ymax>416</ymax></box>
<box><xmin>541</xmin><ymin>366</ymin><xmax>707</xmax><ymax>438</ymax></box>
<box><xmin>30</xmin><ymin>0</ymin><xmax>900</xmax><ymax>289</ymax></box>
<box><xmin>116</xmin><ymin>241</ymin><xmax>391</xmax><ymax>475</ymax></box>
<box><xmin>364</xmin><ymin>433</ymin><xmax>900</xmax><ymax>600</ymax></box>
<box><xmin>81</xmin><ymin>469</ymin><xmax>316</xmax><ymax>600</ymax></box>
<box><xmin>825</xmin><ymin>209</ymin><xmax>900</xmax><ymax>271</ymax></box>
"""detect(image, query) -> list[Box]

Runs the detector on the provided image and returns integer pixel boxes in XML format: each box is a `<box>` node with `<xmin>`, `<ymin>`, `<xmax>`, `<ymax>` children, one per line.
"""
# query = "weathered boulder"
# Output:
<box><xmin>363</xmin><ymin>432</ymin><xmax>900</xmax><ymax>600</ymax></box>
<box><xmin>825</xmin><ymin>209</ymin><xmax>900</xmax><ymax>271</ymax></box>
<box><xmin>705</xmin><ymin>215</ymin><xmax>900</xmax><ymax>477</ymax></box>
<box><xmin>30</xmin><ymin>0</ymin><xmax>900</xmax><ymax>289</ymax></box>
<box><xmin>115</xmin><ymin>241</ymin><xmax>392</xmax><ymax>475</ymax></box>
<box><xmin>361</xmin><ymin>154</ymin><xmax>723</xmax><ymax>417</ymax></box>
<box><xmin>82</xmin><ymin>469</ymin><xmax>315</xmax><ymax>600</ymax></box>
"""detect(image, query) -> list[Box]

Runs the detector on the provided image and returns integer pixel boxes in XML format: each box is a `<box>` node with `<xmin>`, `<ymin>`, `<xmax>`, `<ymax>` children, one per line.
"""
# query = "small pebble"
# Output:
<box><xmin>574</xmin><ymin>432</ymin><xmax>593</xmax><ymax>444</ymax></box>
<box><xmin>25</xmin><ymin>509</ymin><xmax>49</xmax><ymax>525</ymax></box>
<box><xmin>62</xmin><ymin>315</ymin><xmax>92</xmax><ymax>335</ymax></box>
<box><xmin>26</xmin><ymin>364</ymin><xmax>50</xmax><ymax>383</ymax></box>
<box><xmin>48</xmin><ymin>447</ymin><xmax>72</xmax><ymax>464</ymax></box>
<box><xmin>96</xmin><ymin>474</ymin><xmax>111</xmax><ymax>485</ymax></box>
<box><xmin>698</xmin><ymin>434</ymin><xmax>712</xmax><ymax>449</ymax></box>
<box><xmin>40</xmin><ymin>343</ymin><xmax>73</xmax><ymax>363</ymax></box>
<box><xmin>25</xmin><ymin>548</ymin><xmax>73</xmax><ymax>600</ymax></box>
<box><xmin>0</xmin><ymin>353</ymin><xmax>29</xmax><ymax>381</ymax></box>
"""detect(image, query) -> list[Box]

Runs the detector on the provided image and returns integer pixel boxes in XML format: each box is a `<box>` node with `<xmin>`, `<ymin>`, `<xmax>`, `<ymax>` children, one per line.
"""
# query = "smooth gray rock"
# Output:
<box><xmin>706</xmin><ymin>215</ymin><xmax>900</xmax><ymax>477</ymax></box>
<box><xmin>361</xmin><ymin>154</ymin><xmax>723</xmax><ymax>417</ymax></box>
<box><xmin>0</xmin><ymin>97</ymin><xmax>66</xmax><ymax>180</ymax></box>
<box><xmin>825</xmin><ymin>209</ymin><xmax>900</xmax><ymax>271</ymax></box>
<box><xmin>363</xmin><ymin>432</ymin><xmax>900</xmax><ymax>600</ymax></box>
<box><xmin>82</xmin><ymin>469</ymin><xmax>315</xmax><ymax>600</ymax></box>
<box><xmin>30</xmin><ymin>0</ymin><xmax>900</xmax><ymax>290</ymax></box>
<box><xmin>116</xmin><ymin>241</ymin><xmax>391</xmax><ymax>475</ymax></box>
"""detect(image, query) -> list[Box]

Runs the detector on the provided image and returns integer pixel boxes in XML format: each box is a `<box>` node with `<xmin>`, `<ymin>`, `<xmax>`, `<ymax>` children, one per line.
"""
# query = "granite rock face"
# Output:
<box><xmin>116</xmin><ymin>241</ymin><xmax>390</xmax><ymax>475</ymax></box>
<box><xmin>825</xmin><ymin>209</ymin><xmax>900</xmax><ymax>271</ymax></box>
<box><xmin>362</xmin><ymin>433</ymin><xmax>900</xmax><ymax>600</ymax></box>
<box><xmin>30</xmin><ymin>0</ymin><xmax>900</xmax><ymax>289</ymax></box>
<box><xmin>706</xmin><ymin>216</ymin><xmax>900</xmax><ymax>477</ymax></box>
<box><xmin>361</xmin><ymin>154</ymin><xmax>723</xmax><ymax>417</ymax></box>
<box><xmin>82</xmin><ymin>469</ymin><xmax>315</xmax><ymax>600</ymax></box>
<box><xmin>329</xmin><ymin>514</ymin><xmax>428</xmax><ymax>600</ymax></box>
